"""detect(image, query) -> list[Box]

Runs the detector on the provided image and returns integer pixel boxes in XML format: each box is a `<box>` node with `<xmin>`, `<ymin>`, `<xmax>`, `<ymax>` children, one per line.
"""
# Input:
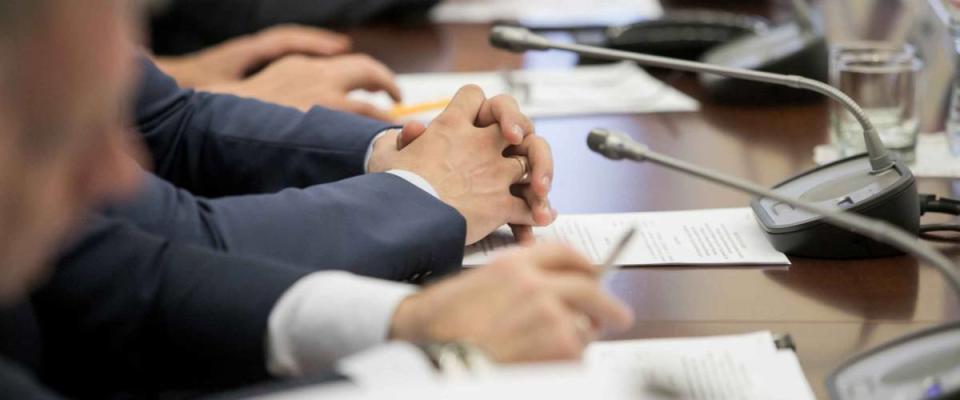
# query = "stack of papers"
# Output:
<box><xmin>463</xmin><ymin>208</ymin><xmax>790</xmax><ymax>266</ymax></box>
<box><xmin>349</xmin><ymin>62</ymin><xmax>699</xmax><ymax>122</ymax></box>
<box><xmin>586</xmin><ymin>331</ymin><xmax>817</xmax><ymax>400</ymax></box>
<box><xmin>264</xmin><ymin>332</ymin><xmax>815</xmax><ymax>400</ymax></box>
<box><xmin>429</xmin><ymin>0</ymin><xmax>663</xmax><ymax>27</ymax></box>
<box><xmin>814</xmin><ymin>132</ymin><xmax>960</xmax><ymax>178</ymax></box>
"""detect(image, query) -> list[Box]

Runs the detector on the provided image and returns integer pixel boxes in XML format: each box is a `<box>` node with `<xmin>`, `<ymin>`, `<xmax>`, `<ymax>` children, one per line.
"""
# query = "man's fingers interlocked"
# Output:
<box><xmin>476</xmin><ymin>94</ymin><xmax>534</xmax><ymax>145</ymax></box>
<box><xmin>505</xmin><ymin>135</ymin><xmax>553</xmax><ymax>198</ymax></box>
<box><xmin>512</xmin><ymin>184</ymin><xmax>555</xmax><ymax>226</ymax></box>
<box><xmin>438</xmin><ymin>84</ymin><xmax>488</xmax><ymax>125</ymax></box>
<box><xmin>506</xmin><ymin>155</ymin><xmax>531</xmax><ymax>185</ymax></box>
<box><xmin>505</xmin><ymin>196</ymin><xmax>537</xmax><ymax>226</ymax></box>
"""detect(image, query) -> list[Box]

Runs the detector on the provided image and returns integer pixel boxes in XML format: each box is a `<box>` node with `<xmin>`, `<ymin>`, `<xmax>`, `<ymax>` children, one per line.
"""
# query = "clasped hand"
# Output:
<box><xmin>368</xmin><ymin>85</ymin><xmax>556</xmax><ymax>244</ymax></box>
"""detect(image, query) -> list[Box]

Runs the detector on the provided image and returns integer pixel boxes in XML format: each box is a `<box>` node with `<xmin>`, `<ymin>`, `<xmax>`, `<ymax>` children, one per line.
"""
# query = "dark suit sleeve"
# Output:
<box><xmin>0</xmin><ymin>357</ymin><xmax>62</xmax><ymax>400</ymax></box>
<box><xmin>102</xmin><ymin>171</ymin><xmax>468</xmax><ymax>282</ymax></box>
<box><xmin>150</xmin><ymin>0</ymin><xmax>440</xmax><ymax>54</ymax></box>
<box><xmin>134</xmin><ymin>56</ymin><xmax>394</xmax><ymax>197</ymax></box>
<box><xmin>30</xmin><ymin>216</ymin><xmax>311</xmax><ymax>398</ymax></box>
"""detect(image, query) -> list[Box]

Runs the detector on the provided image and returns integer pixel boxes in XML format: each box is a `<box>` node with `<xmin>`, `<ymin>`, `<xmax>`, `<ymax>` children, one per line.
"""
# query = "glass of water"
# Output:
<box><xmin>830</xmin><ymin>42</ymin><xmax>922</xmax><ymax>162</ymax></box>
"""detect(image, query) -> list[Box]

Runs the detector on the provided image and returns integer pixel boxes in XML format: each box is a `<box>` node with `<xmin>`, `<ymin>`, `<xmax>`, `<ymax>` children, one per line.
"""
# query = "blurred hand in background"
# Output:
<box><xmin>154</xmin><ymin>24</ymin><xmax>400</xmax><ymax>121</ymax></box>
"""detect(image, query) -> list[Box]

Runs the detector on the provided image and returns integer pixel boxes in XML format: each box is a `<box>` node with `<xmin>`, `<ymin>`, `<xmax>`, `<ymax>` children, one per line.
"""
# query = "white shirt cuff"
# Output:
<box><xmin>266</xmin><ymin>271</ymin><xmax>417</xmax><ymax>377</ymax></box>
<box><xmin>363</xmin><ymin>128</ymin><xmax>439</xmax><ymax>199</ymax></box>
<box><xmin>363</xmin><ymin>129</ymin><xmax>396</xmax><ymax>174</ymax></box>
<box><xmin>386</xmin><ymin>170</ymin><xmax>438</xmax><ymax>198</ymax></box>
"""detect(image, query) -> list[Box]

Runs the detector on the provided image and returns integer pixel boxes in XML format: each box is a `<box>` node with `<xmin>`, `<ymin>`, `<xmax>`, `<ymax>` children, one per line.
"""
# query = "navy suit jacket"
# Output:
<box><xmin>0</xmin><ymin>57</ymin><xmax>465</xmax><ymax>398</ymax></box>
<box><xmin>0</xmin><ymin>357</ymin><xmax>59</xmax><ymax>400</ymax></box>
<box><xmin>102</xmin><ymin>57</ymin><xmax>466</xmax><ymax>282</ymax></box>
<box><xmin>150</xmin><ymin>0</ymin><xmax>440</xmax><ymax>54</ymax></box>
<box><xmin>0</xmin><ymin>216</ymin><xmax>314</xmax><ymax>399</ymax></box>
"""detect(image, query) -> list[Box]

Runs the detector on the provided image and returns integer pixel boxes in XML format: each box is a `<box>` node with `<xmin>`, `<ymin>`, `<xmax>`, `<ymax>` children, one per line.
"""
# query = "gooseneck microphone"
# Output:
<box><xmin>789</xmin><ymin>0</ymin><xmax>815</xmax><ymax>33</ymax></box>
<box><xmin>491</xmin><ymin>26</ymin><xmax>920</xmax><ymax>259</ymax></box>
<box><xmin>587</xmin><ymin>128</ymin><xmax>960</xmax><ymax>294</ymax></box>
<box><xmin>587</xmin><ymin>129</ymin><xmax>960</xmax><ymax>399</ymax></box>
<box><xmin>490</xmin><ymin>25</ymin><xmax>891</xmax><ymax>172</ymax></box>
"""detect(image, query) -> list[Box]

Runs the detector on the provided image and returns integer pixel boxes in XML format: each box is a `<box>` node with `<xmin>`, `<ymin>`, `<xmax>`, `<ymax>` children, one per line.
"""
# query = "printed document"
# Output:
<box><xmin>430</xmin><ymin>0</ymin><xmax>663</xmax><ymax>27</ymax></box>
<box><xmin>463</xmin><ymin>208</ymin><xmax>790</xmax><ymax>266</ymax></box>
<box><xmin>586</xmin><ymin>331</ymin><xmax>817</xmax><ymax>400</ymax></box>
<box><xmin>260</xmin><ymin>332</ymin><xmax>815</xmax><ymax>400</ymax></box>
<box><xmin>348</xmin><ymin>62</ymin><xmax>699</xmax><ymax>122</ymax></box>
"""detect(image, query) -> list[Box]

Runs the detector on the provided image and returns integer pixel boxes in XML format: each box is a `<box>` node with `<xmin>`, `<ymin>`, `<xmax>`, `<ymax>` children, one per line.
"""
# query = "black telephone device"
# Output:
<box><xmin>601</xmin><ymin>9</ymin><xmax>770</xmax><ymax>61</ymax></box>
<box><xmin>578</xmin><ymin>4</ymin><xmax>828</xmax><ymax>104</ymax></box>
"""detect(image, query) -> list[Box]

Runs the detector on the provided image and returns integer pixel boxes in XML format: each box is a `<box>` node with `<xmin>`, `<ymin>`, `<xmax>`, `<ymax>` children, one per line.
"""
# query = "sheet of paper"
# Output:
<box><xmin>588</xmin><ymin>331</ymin><xmax>780</xmax><ymax>358</ymax></box>
<box><xmin>259</xmin><ymin>332</ymin><xmax>814</xmax><ymax>400</ymax></box>
<box><xmin>463</xmin><ymin>208</ymin><xmax>790</xmax><ymax>266</ymax></box>
<box><xmin>586</xmin><ymin>332</ymin><xmax>817</xmax><ymax>400</ymax></box>
<box><xmin>815</xmin><ymin>132</ymin><xmax>960</xmax><ymax>178</ymax></box>
<box><xmin>348</xmin><ymin>62</ymin><xmax>699</xmax><ymax>122</ymax></box>
<box><xmin>335</xmin><ymin>343</ymin><xmax>438</xmax><ymax>388</ymax></box>
<box><xmin>260</xmin><ymin>365</ymin><xmax>620</xmax><ymax>400</ymax></box>
<box><xmin>429</xmin><ymin>0</ymin><xmax>663</xmax><ymax>27</ymax></box>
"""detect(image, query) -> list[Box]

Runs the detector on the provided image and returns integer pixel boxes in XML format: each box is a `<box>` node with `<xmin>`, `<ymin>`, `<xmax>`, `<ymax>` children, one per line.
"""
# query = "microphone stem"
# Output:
<box><xmin>548</xmin><ymin>41</ymin><xmax>894</xmax><ymax>172</ymax></box>
<box><xmin>789</xmin><ymin>0</ymin><xmax>815</xmax><ymax>32</ymax></box>
<box><xmin>621</xmin><ymin>143</ymin><xmax>960</xmax><ymax>298</ymax></box>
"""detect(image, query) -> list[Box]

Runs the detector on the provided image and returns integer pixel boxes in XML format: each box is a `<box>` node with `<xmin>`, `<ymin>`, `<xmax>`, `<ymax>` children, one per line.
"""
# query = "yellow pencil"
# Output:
<box><xmin>390</xmin><ymin>98</ymin><xmax>451</xmax><ymax>119</ymax></box>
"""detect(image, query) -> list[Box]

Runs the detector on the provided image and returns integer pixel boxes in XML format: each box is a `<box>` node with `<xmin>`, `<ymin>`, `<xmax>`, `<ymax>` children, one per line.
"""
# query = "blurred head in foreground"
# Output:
<box><xmin>0</xmin><ymin>0</ymin><xmax>144</xmax><ymax>304</ymax></box>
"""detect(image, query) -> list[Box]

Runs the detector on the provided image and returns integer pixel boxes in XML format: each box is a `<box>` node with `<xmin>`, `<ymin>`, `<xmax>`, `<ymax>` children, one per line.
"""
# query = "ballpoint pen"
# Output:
<box><xmin>599</xmin><ymin>226</ymin><xmax>637</xmax><ymax>280</ymax></box>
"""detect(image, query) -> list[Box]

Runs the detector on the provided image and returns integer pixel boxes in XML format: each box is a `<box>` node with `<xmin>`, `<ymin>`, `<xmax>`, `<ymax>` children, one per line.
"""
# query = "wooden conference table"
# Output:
<box><xmin>346</xmin><ymin>4</ymin><xmax>959</xmax><ymax>398</ymax></box>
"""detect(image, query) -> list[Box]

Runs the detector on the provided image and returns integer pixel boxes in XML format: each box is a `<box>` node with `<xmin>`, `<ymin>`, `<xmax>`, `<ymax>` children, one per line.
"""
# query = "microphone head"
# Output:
<box><xmin>587</xmin><ymin>129</ymin><xmax>612</xmax><ymax>155</ymax></box>
<box><xmin>587</xmin><ymin>128</ymin><xmax>637</xmax><ymax>160</ymax></box>
<box><xmin>489</xmin><ymin>25</ymin><xmax>551</xmax><ymax>52</ymax></box>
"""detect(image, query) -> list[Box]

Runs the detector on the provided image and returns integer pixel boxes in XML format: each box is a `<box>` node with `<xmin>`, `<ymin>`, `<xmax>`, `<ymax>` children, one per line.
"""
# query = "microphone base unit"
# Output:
<box><xmin>586</xmin><ymin>128</ymin><xmax>960</xmax><ymax>399</ymax></box>
<box><xmin>751</xmin><ymin>154</ymin><xmax>918</xmax><ymax>259</ymax></box>
<box><xmin>828</xmin><ymin>321</ymin><xmax>960</xmax><ymax>400</ymax></box>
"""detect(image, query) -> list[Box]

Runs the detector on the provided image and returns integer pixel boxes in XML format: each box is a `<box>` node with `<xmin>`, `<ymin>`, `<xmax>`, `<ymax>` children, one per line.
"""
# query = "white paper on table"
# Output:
<box><xmin>259</xmin><ymin>362</ymin><xmax>624</xmax><ymax>400</ymax></box>
<box><xmin>335</xmin><ymin>342</ymin><xmax>438</xmax><ymax>388</ymax></box>
<box><xmin>429</xmin><ymin>0</ymin><xmax>663</xmax><ymax>27</ymax></box>
<box><xmin>814</xmin><ymin>132</ymin><xmax>960</xmax><ymax>178</ymax></box>
<box><xmin>586</xmin><ymin>332</ymin><xmax>817</xmax><ymax>400</ymax></box>
<box><xmin>348</xmin><ymin>62</ymin><xmax>699</xmax><ymax>122</ymax></box>
<box><xmin>261</xmin><ymin>332</ymin><xmax>814</xmax><ymax>400</ymax></box>
<box><xmin>463</xmin><ymin>208</ymin><xmax>790</xmax><ymax>267</ymax></box>
<box><xmin>588</xmin><ymin>331</ymin><xmax>781</xmax><ymax>359</ymax></box>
